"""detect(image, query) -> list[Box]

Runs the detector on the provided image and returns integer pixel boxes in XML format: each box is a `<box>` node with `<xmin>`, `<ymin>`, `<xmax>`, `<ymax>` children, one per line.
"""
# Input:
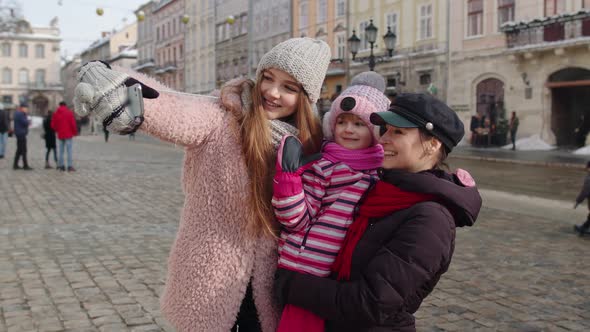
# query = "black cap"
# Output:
<box><xmin>370</xmin><ymin>93</ymin><xmax>464</xmax><ymax>152</ymax></box>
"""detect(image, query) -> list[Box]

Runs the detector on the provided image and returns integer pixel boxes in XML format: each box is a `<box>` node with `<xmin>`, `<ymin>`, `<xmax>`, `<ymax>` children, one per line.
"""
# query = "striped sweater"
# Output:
<box><xmin>272</xmin><ymin>158</ymin><xmax>378</xmax><ymax>277</ymax></box>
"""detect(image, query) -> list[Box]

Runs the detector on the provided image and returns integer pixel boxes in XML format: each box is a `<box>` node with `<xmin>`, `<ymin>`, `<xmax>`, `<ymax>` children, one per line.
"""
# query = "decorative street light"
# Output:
<box><xmin>347</xmin><ymin>30</ymin><xmax>361</xmax><ymax>60</ymax></box>
<box><xmin>348</xmin><ymin>19</ymin><xmax>396</xmax><ymax>71</ymax></box>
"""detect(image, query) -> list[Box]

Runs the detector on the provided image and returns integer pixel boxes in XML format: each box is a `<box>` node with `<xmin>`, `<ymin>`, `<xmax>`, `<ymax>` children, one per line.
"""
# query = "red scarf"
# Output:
<box><xmin>332</xmin><ymin>181</ymin><xmax>436</xmax><ymax>280</ymax></box>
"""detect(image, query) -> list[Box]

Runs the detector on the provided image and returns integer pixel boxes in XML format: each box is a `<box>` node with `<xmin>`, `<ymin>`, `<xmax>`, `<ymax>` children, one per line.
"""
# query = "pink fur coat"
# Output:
<box><xmin>126</xmin><ymin>71</ymin><xmax>280</xmax><ymax>332</ymax></box>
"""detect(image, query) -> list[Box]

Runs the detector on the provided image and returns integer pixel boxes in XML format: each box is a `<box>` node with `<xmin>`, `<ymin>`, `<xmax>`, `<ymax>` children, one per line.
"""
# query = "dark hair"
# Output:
<box><xmin>419</xmin><ymin>128</ymin><xmax>448</xmax><ymax>170</ymax></box>
<box><xmin>586</xmin><ymin>161</ymin><xmax>590</xmax><ymax>169</ymax></box>
<box><xmin>59</xmin><ymin>101</ymin><xmax>66</xmax><ymax>106</ymax></box>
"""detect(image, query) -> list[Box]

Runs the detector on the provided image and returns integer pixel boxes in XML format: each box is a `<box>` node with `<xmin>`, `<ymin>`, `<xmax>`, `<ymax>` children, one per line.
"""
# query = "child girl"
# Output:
<box><xmin>272</xmin><ymin>72</ymin><xmax>390</xmax><ymax>331</ymax></box>
<box><xmin>72</xmin><ymin>38</ymin><xmax>330</xmax><ymax>332</ymax></box>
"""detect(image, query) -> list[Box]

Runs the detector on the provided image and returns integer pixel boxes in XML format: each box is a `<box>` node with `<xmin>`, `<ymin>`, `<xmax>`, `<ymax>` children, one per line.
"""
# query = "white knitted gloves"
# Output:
<box><xmin>73</xmin><ymin>61</ymin><xmax>159</xmax><ymax>134</ymax></box>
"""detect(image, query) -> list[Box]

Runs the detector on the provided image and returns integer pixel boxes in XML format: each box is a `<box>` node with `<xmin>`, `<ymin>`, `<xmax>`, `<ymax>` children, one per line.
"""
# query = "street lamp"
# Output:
<box><xmin>348</xmin><ymin>19</ymin><xmax>397</xmax><ymax>71</ymax></box>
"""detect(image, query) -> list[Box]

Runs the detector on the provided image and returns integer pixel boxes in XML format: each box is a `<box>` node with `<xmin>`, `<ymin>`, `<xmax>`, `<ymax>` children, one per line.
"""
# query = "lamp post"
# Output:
<box><xmin>348</xmin><ymin>19</ymin><xmax>397</xmax><ymax>71</ymax></box>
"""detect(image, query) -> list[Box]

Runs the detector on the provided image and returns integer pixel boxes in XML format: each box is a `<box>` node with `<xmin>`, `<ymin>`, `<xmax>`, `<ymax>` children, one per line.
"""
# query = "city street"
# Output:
<box><xmin>1</xmin><ymin>129</ymin><xmax>589</xmax><ymax>332</ymax></box>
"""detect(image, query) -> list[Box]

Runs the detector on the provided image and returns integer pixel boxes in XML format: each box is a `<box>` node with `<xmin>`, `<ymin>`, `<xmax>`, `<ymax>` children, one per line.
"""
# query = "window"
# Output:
<box><xmin>19</xmin><ymin>44</ymin><xmax>27</xmax><ymax>58</ymax></box>
<box><xmin>498</xmin><ymin>0</ymin><xmax>515</xmax><ymax>30</ymax></box>
<box><xmin>467</xmin><ymin>0</ymin><xmax>484</xmax><ymax>36</ymax></box>
<box><xmin>35</xmin><ymin>44</ymin><xmax>45</xmax><ymax>58</ymax></box>
<box><xmin>336</xmin><ymin>32</ymin><xmax>346</xmax><ymax>59</ymax></box>
<box><xmin>419</xmin><ymin>3</ymin><xmax>433</xmax><ymax>40</ymax></box>
<box><xmin>584</xmin><ymin>0</ymin><xmax>590</xmax><ymax>8</ymax></box>
<box><xmin>1</xmin><ymin>43</ymin><xmax>11</xmax><ymax>57</ymax></box>
<box><xmin>299</xmin><ymin>2</ymin><xmax>308</xmax><ymax>28</ymax></box>
<box><xmin>318</xmin><ymin>0</ymin><xmax>327</xmax><ymax>23</ymax></box>
<box><xmin>2</xmin><ymin>68</ymin><xmax>12</xmax><ymax>84</ymax></box>
<box><xmin>544</xmin><ymin>0</ymin><xmax>566</xmax><ymax>15</ymax></box>
<box><xmin>241</xmin><ymin>14</ymin><xmax>248</xmax><ymax>34</ymax></box>
<box><xmin>35</xmin><ymin>69</ymin><xmax>45</xmax><ymax>84</ymax></box>
<box><xmin>359</xmin><ymin>20</ymin><xmax>369</xmax><ymax>50</ymax></box>
<box><xmin>157</xmin><ymin>27</ymin><xmax>160</xmax><ymax>41</ymax></box>
<box><xmin>337</xmin><ymin>0</ymin><xmax>346</xmax><ymax>17</ymax></box>
<box><xmin>18</xmin><ymin>69</ymin><xmax>28</xmax><ymax>84</ymax></box>
<box><xmin>179</xmin><ymin>44</ymin><xmax>183</xmax><ymax>58</ymax></box>
<box><xmin>386</xmin><ymin>12</ymin><xmax>398</xmax><ymax>43</ymax></box>
<box><xmin>419</xmin><ymin>73</ymin><xmax>431</xmax><ymax>85</ymax></box>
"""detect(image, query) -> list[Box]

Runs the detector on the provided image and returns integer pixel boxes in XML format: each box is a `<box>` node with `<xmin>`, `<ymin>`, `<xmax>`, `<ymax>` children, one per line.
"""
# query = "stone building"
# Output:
<box><xmin>152</xmin><ymin>0</ymin><xmax>186</xmax><ymax>91</ymax></box>
<box><xmin>185</xmin><ymin>0</ymin><xmax>216</xmax><ymax>94</ymax></box>
<box><xmin>215</xmin><ymin>0</ymin><xmax>248</xmax><ymax>87</ymax></box>
<box><xmin>133</xmin><ymin>1</ymin><xmax>157</xmax><ymax>76</ymax></box>
<box><xmin>0</xmin><ymin>16</ymin><xmax>62</xmax><ymax>115</ymax></box>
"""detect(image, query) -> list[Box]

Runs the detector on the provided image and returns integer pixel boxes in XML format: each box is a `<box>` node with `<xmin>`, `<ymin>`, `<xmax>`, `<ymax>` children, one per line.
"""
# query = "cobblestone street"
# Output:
<box><xmin>1</xmin><ymin>130</ymin><xmax>589</xmax><ymax>332</ymax></box>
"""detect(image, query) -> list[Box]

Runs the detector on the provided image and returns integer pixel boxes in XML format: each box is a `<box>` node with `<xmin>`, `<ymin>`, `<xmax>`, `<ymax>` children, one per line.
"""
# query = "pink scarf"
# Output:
<box><xmin>322</xmin><ymin>142</ymin><xmax>384</xmax><ymax>171</ymax></box>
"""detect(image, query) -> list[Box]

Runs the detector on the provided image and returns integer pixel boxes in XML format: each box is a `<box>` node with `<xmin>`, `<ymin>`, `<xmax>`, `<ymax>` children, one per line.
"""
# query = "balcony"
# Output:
<box><xmin>502</xmin><ymin>10</ymin><xmax>590</xmax><ymax>50</ymax></box>
<box><xmin>132</xmin><ymin>58</ymin><xmax>156</xmax><ymax>71</ymax></box>
<box><xmin>154</xmin><ymin>61</ymin><xmax>177</xmax><ymax>75</ymax></box>
<box><xmin>27</xmin><ymin>82</ymin><xmax>64</xmax><ymax>92</ymax></box>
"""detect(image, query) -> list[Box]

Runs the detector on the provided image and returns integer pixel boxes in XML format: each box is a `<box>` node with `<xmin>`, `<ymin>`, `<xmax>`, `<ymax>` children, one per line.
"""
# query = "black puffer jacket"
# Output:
<box><xmin>282</xmin><ymin>168</ymin><xmax>482</xmax><ymax>332</ymax></box>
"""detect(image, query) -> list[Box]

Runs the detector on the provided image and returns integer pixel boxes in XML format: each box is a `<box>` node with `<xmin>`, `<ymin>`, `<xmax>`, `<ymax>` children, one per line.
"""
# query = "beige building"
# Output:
<box><xmin>153</xmin><ymin>0</ymin><xmax>186</xmax><ymax>91</ymax></box>
<box><xmin>0</xmin><ymin>17</ymin><xmax>62</xmax><ymax>115</ymax></box>
<box><xmin>293</xmin><ymin>0</ymin><xmax>348</xmax><ymax>111</ymax></box>
<box><xmin>215</xmin><ymin>0</ymin><xmax>249</xmax><ymax>87</ymax></box>
<box><xmin>448</xmin><ymin>0</ymin><xmax>590</xmax><ymax>147</ymax></box>
<box><xmin>348</xmin><ymin>0</ymin><xmax>450</xmax><ymax>100</ymax></box>
<box><xmin>80</xmin><ymin>22</ymin><xmax>137</xmax><ymax>65</ymax></box>
<box><xmin>185</xmin><ymin>0</ymin><xmax>216</xmax><ymax>93</ymax></box>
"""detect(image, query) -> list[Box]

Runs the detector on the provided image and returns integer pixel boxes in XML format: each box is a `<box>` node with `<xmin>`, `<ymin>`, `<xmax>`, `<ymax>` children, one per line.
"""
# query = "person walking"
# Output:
<box><xmin>509</xmin><ymin>111</ymin><xmax>519</xmax><ymax>150</ymax></box>
<box><xmin>272</xmin><ymin>72</ymin><xmax>390</xmax><ymax>332</ymax></box>
<box><xmin>73</xmin><ymin>37</ymin><xmax>331</xmax><ymax>332</ymax></box>
<box><xmin>573</xmin><ymin>161</ymin><xmax>590</xmax><ymax>236</ymax></box>
<box><xmin>0</xmin><ymin>103</ymin><xmax>9</xmax><ymax>159</ymax></box>
<box><xmin>13</xmin><ymin>103</ymin><xmax>32</xmax><ymax>170</ymax></box>
<box><xmin>275</xmin><ymin>93</ymin><xmax>482</xmax><ymax>332</ymax></box>
<box><xmin>51</xmin><ymin>101</ymin><xmax>78</xmax><ymax>172</ymax></box>
<box><xmin>42</xmin><ymin>110</ymin><xmax>57</xmax><ymax>168</ymax></box>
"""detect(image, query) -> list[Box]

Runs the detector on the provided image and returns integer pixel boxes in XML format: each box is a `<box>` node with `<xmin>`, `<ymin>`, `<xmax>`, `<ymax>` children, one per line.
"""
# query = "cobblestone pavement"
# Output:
<box><xmin>1</xmin><ymin>130</ymin><xmax>589</xmax><ymax>332</ymax></box>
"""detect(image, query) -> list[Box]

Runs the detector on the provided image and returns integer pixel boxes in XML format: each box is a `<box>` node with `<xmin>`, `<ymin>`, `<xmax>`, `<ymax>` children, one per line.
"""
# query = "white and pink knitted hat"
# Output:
<box><xmin>323</xmin><ymin>71</ymin><xmax>391</xmax><ymax>143</ymax></box>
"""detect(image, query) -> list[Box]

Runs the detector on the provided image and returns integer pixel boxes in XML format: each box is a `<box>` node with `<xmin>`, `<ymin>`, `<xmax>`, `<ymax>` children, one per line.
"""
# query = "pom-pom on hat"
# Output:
<box><xmin>255</xmin><ymin>37</ymin><xmax>331</xmax><ymax>104</ymax></box>
<box><xmin>322</xmin><ymin>71</ymin><xmax>391</xmax><ymax>143</ymax></box>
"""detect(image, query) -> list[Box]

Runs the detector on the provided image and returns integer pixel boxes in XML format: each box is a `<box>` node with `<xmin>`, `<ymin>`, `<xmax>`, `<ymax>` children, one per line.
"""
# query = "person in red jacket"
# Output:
<box><xmin>51</xmin><ymin>101</ymin><xmax>78</xmax><ymax>172</ymax></box>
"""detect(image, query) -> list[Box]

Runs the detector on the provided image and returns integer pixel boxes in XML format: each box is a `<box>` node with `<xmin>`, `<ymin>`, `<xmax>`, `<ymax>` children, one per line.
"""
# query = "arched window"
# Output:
<box><xmin>1</xmin><ymin>43</ymin><xmax>11</xmax><ymax>57</ymax></box>
<box><xmin>18</xmin><ymin>69</ymin><xmax>28</xmax><ymax>84</ymax></box>
<box><xmin>35</xmin><ymin>44</ymin><xmax>45</xmax><ymax>58</ymax></box>
<box><xmin>35</xmin><ymin>69</ymin><xmax>46</xmax><ymax>85</ymax></box>
<box><xmin>19</xmin><ymin>44</ymin><xmax>28</xmax><ymax>57</ymax></box>
<box><xmin>2</xmin><ymin>68</ymin><xmax>12</xmax><ymax>84</ymax></box>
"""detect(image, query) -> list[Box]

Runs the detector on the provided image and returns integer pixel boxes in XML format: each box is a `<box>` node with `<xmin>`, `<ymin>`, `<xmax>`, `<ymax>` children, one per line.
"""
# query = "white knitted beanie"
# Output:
<box><xmin>323</xmin><ymin>71</ymin><xmax>391</xmax><ymax>143</ymax></box>
<box><xmin>256</xmin><ymin>37</ymin><xmax>331</xmax><ymax>104</ymax></box>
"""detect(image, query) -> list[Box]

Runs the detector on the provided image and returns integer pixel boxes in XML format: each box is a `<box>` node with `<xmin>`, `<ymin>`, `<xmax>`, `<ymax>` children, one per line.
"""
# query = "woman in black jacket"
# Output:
<box><xmin>42</xmin><ymin>110</ymin><xmax>57</xmax><ymax>169</ymax></box>
<box><xmin>275</xmin><ymin>93</ymin><xmax>482</xmax><ymax>332</ymax></box>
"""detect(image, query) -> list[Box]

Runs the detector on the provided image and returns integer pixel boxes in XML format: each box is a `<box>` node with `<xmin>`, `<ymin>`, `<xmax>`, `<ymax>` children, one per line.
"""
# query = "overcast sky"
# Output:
<box><xmin>21</xmin><ymin>0</ymin><xmax>147</xmax><ymax>58</ymax></box>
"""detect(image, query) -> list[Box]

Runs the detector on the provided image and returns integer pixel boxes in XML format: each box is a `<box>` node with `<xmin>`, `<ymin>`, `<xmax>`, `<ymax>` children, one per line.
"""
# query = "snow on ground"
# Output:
<box><xmin>501</xmin><ymin>134</ymin><xmax>556</xmax><ymax>151</ymax></box>
<box><xmin>573</xmin><ymin>145</ymin><xmax>590</xmax><ymax>155</ymax></box>
<box><xmin>29</xmin><ymin>116</ymin><xmax>43</xmax><ymax>129</ymax></box>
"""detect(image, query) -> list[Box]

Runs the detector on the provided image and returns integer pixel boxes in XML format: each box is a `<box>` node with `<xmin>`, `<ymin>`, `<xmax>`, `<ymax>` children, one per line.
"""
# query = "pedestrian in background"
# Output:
<box><xmin>73</xmin><ymin>37</ymin><xmax>330</xmax><ymax>331</ymax></box>
<box><xmin>274</xmin><ymin>93</ymin><xmax>482</xmax><ymax>332</ymax></box>
<box><xmin>509</xmin><ymin>111</ymin><xmax>519</xmax><ymax>150</ymax></box>
<box><xmin>573</xmin><ymin>160</ymin><xmax>590</xmax><ymax>236</ymax></box>
<box><xmin>13</xmin><ymin>103</ymin><xmax>32</xmax><ymax>170</ymax></box>
<box><xmin>0</xmin><ymin>103</ymin><xmax>9</xmax><ymax>159</ymax></box>
<box><xmin>42</xmin><ymin>110</ymin><xmax>57</xmax><ymax>169</ymax></box>
<box><xmin>103</xmin><ymin>127</ymin><xmax>109</xmax><ymax>142</ymax></box>
<box><xmin>51</xmin><ymin>101</ymin><xmax>78</xmax><ymax>172</ymax></box>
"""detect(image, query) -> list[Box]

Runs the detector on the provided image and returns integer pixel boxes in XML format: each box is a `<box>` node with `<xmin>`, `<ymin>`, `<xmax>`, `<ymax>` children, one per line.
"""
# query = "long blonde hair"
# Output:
<box><xmin>222</xmin><ymin>77</ymin><xmax>323</xmax><ymax>238</ymax></box>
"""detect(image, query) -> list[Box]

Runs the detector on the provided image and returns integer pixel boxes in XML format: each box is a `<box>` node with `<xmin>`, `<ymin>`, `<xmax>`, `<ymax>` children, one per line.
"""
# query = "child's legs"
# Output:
<box><xmin>277</xmin><ymin>304</ymin><xmax>324</xmax><ymax>332</ymax></box>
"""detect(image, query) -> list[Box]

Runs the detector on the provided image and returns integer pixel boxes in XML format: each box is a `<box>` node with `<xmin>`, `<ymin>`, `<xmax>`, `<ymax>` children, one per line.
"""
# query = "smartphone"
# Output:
<box><xmin>127</xmin><ymin>83</ymin><xmax>144</xmax><ymax>119</ymax></box>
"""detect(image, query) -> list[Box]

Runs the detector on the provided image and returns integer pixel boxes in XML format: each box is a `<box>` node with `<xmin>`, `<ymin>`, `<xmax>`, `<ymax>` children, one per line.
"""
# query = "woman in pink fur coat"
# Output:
<box><xmin>72</xmin><ymin>38</ymin><xmax>331</xmax><ymax>331</ymax></box>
